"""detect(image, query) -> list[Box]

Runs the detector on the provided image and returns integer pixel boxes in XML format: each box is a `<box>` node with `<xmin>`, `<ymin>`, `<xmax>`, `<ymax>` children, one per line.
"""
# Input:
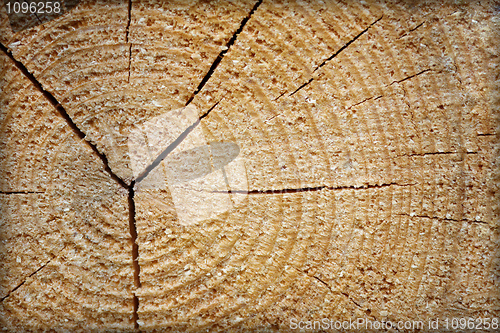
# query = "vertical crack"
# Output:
<box><xmin>184</xmin><ymin>0</ymin><xmax>263</xmax><ymax>106</ymax></box>
<box><xmin>124</xmin><ymin>3</ymin><xmax>140</xmax><ymax>327</ymax></box>
<box><xmin>126</xmin><ymin>0</ymin><xmax>132</xmax><ymax>43</ymax></box>
<box><xmin>128</xmin><ymin>181</ymin><xmax>141</xmax><ymax>330</ymax></box>
<box><xmin>126</xmin><ymin>0</ymin><xmax>132</xmax><ymax>83</ymax></box>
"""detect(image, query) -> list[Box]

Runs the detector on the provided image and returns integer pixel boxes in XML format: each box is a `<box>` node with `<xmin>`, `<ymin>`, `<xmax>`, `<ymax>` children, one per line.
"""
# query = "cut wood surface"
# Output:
<box><xmin>0</xmin><ymin>0</ymin><xmax>499</xmax><ymax>332</ymax></box>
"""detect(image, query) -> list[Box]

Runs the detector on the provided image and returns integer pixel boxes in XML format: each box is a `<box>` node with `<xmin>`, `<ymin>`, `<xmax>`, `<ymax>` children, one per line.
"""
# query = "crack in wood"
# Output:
<box><xmin>398</xmin><ymin>21</ymin><xmax>425</xmax><ymax>39</ymax></box>
<box><xmin>185</xmin><ymin>0</ymin><xmax>263</xmax><ymax>106</ymax></box>
<box><xmin>397</xmin><ymin>213</ymin><xmax>489</xmax><ymax>225</ymax></box>
<box><xmin>126</xmin><ymin>0</ymin><xmax>132</xmax><ymax>43</ymax></box>
<box><xmin>0</xmin><ymin>42</ymin><xmax>128</xmax><ymax>189</ymax></box>
<box><xmin>390</xmin><ymin>68</ymin><xmax>433</xmax><ymax>85</ymax></box>
<box><xmin>293</xmin><ymin>267</ymin><xmax>369</xmax><ymax>314</ymax></box>
<box><xmin>347</xmin><ymin>95</ymin><xmax>383</xmax><ymax>109</ymax></box>
<box><xmin>273</xmin><ymin>90</ymin><xmax>287</xmax><ymax>101</ymax></box>
<box><xmin>0</xmin><ymin>248</ymin><xmax>63</xmax><ymax>302</ymax></box>
<box><xmin>212</xmin><ymin>182</ymin><xmax>416</xmax><ymax>194</ymax></box>
<box><xmin>0</xmin><ymin>191</ymin><xmax>44</xmax><ymax>194</ymax></box>
<box><xmin>126</xmin><ymin>0</ymin><xmax>132</xmax><ymax>83</ymax></box>
<box><xmin>134</xmin><ymin>100</ymin><xmax>221</xmax><ymax>184</ymax></box>
<box><xmin>127</xmin><ymin>43</ymin><xmax>132</xmax><ymax>84</ymax></box>
<box><xmin>315</xmin><ymin>15</ymin><xmax>383</xmax><ymax>72</ymax></box>
<box><xmin>396</xmin><ymin>151</ymin><xmax>478</xmax><ymax>158</ymax></box>
<box><xmin>287</xmin><ymin>16</ymin><xmax>383</xmax><ymax>98</ymax></box>
<box><xmin>33</xmin><ymin>11</ymin><xmax>43</xmax><ymax>25</ymax></box>
<box><xmin>128</xmin><ymin>181</ymin><xmax>140</xmax><ymax>330</ymax></box>
<box><xmin>289</xmin><ymin>78</ymin><xmax>314</xmax><ymax>97</ymax></box>
<box><xmin>1</xmin><ymin>39</ymin><xmax>141</xmax><ymax>329</ymax></box>
<box><xmin>317</xmin><ymin>278</ymin><xmax>376</xmax><ymax>318</ymax></box>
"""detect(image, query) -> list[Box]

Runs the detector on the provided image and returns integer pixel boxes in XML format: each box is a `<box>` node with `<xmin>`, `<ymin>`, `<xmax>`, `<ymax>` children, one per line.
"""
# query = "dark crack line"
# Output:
<box><xmin>124</xmin><ymin>4</ymin><xmax>139</xmax><ymax>328</ymax></box>
<box><xmin>126</xmin><ymin>0</ymin><xmax>132</xmax><ymax>43</ymax></box>
<box><xmin>127</xmin><ymin>43</ymin><xmax>132</xmax><ymax>83</ymax></box>
<box><xmin>390</xmin><ymin>69</ymin><xmax>432</xmax><ymax>85</ymax></box>
<box><xmin>0</xmin><ymin>42</ymin><xmax>128</xmax><ymax>189</ymax></box>
<box><xmin>1</xmin><ymin>39</ymin><xmax>139</xmax><ymax>329</ymax></box>
<box><xmin>397</xmin><ymin>213</ymin><xmax>488</xmax><ymax>224</ymax></box>
<box><xmin>398</xmin><ymin>21</ymin><xmax>425</xmax><ymax>39</ymax></box>
<box><xmin>313</xmin><ymin>275</ymin><xmax>330</xmax><ymax>289</ymax></box>
<box><xmin>396</xmin><ymin>151</ymin><xmax>478</xmax><ymax>158</ymax></box>
<box><xmin>212</xmin><ymin>182</ymin><xmax>416</xmax><ymax>195</ymax></box>
<box><xmin>184</xmin><ymin>0</ymin><xmax>263</xmax><ymax>106</ymax></box>
<box><xmin>0</xmin><ymin>191</ymin><xmax>44</xmax><ymax>194</ymax></box>
<box><xmin>342</xmin><ymin>68</ymin><xmax>437</xmax><ymax>111</ymax></box>
<box><xmin>478</xmin><ymin>133</ymin><xmax>495</xmax><ymax>136</ymax></box>
<box><xmin>294</xmin><ymin>267</ymin><xmax>368</xmax><ymax>313</ymax></box>
<box><xmin>340</xmin><ymin>291</ymin><xmax>363</xmax><ymax>309</ymax></box>
<box><xmin>1</xmin><ymin>256</ymin><xmax>55</xmax><ymax>302</ymax></box>
<box><xmin>32</xmin><ymin>11</ymin><xmax>43</xmax><ymax>25</ymax></box>
<box><xmin>314</xmin><ymin>15</ymin><xmax>383</xmax><ymax>72</ymax></box>
<box><xmin>289</xmin><ymin>78</ymin><xmax>313</xmax><ymax>97</ymax></box>
<box><xmin>126</xmin><ymin>0</ymin><xmax>132</xmax><ymax>83</ymax></box>
<box><xmin>135</xmin><ymin>100</ymin><xmax>221</xmax><ymax>183</ymax></box>
<box><xmin>347</xmin><ymin>95</ymin><xmax>383</xmax><ymax>109</ymax></box>
<box><xmin>273</xmin><ymin>90</ymin><xmax>287</xmax><ymax>101</ymax></box>
<box><xmin>128</xmin><ymin>181</ymin><xmax>140</xmax><ymax>330</ymax></box>
<box><xmin>288</xmin><ymin>16</ymin><xmax>383</xmax><ymax>98</ymax></box>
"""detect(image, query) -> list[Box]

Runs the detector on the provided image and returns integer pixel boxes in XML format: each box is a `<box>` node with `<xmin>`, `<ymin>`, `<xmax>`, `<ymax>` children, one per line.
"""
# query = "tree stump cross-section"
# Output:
<box><xmin>0</xmin><ymin>0</ymin><xmax>499</xmax><ymax>332</ymax></box>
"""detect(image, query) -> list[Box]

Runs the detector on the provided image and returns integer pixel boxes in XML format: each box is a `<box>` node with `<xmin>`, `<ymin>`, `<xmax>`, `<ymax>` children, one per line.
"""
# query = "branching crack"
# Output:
<box><xmin>0</xmin><ymin>42</ymin><xmax>128</xmax><ymax>189</ymax></box>
<box><xmin>1</xmin><ymin>39</ymin><xmax>140</xmax><ymax>328</ymax></box>
<box><xmin>185</xmin><ymin>0</ymin><xmax>263</xmax><ymax>106</ymax></box>
<box><xmin>397</xmin><ymin>213</ymin><xmax>488</xmax><ymax>224</ymax></box>
<box><xmin>212</xmin><ymin>182</ymin><xmax>416</xmax><ymax>194</ymax></box>
<box><xmin>1</xmin><ymin>254</ymin><xmax>57</xmax><ymax>302</ymax></box>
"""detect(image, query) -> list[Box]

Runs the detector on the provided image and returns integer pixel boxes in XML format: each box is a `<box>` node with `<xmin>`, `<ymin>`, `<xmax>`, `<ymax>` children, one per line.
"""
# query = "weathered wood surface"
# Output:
<box><xmin>0</xmin><ymin>0</ymin><xmax>499</xmax><ymax>331</ymax></box>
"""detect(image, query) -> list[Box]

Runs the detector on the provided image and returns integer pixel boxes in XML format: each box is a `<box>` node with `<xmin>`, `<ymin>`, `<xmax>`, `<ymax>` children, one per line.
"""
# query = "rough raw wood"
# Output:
<box><xmin>0</xmin><ymin>0</ymin><xmax>499</xmax><ymax>332</ymax></box>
